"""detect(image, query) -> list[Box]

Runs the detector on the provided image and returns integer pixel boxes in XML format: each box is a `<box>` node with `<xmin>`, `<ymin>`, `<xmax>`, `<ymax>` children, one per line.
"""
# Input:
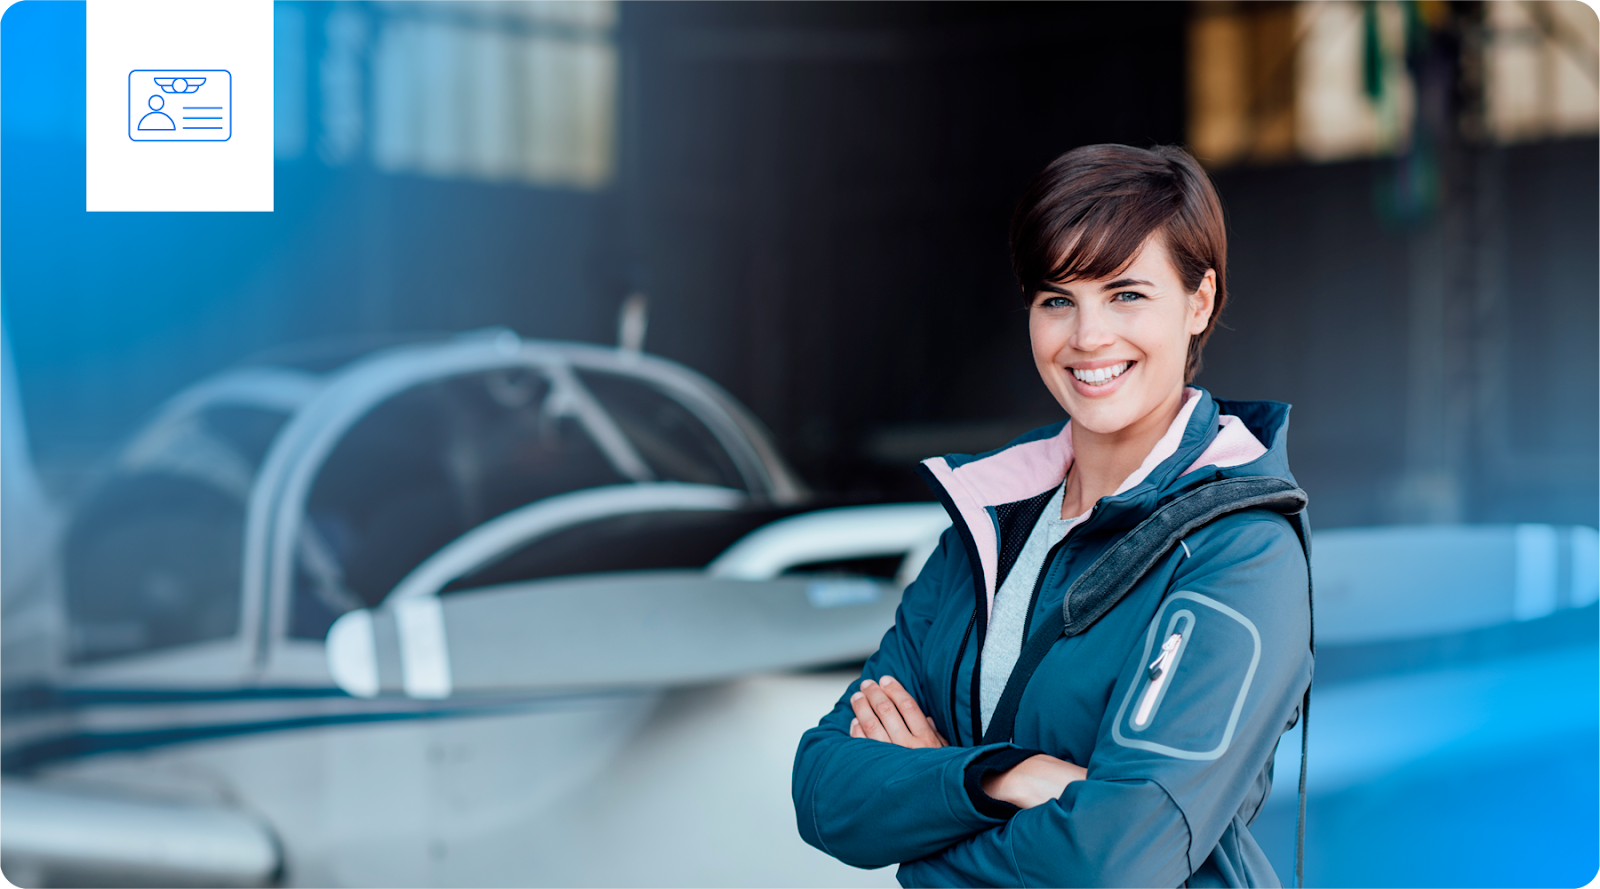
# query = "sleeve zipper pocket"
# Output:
<box><xmin>1132</xmin><ymin>618</ymin><xmax>1191</xmax><ymax>730</ymax></box>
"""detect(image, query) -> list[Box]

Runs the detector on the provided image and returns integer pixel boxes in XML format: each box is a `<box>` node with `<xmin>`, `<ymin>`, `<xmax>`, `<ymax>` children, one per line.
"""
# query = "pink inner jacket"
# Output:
<box><xmin>921</xmin><ymin>387</ymin><xmax>1269</xmax><ymax>616</ymax></box>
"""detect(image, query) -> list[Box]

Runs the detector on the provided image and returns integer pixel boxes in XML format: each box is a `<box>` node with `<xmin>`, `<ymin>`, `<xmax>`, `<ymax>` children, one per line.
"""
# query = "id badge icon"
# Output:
<box><xmin>128</xmin><ymin>70</ymin><xmax>232</xmax><ymax>141</ymax></box>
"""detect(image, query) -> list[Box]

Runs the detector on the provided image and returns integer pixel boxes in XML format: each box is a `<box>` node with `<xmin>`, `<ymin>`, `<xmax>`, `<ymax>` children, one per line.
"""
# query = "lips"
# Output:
<box><xmin>1070</xmin><ymin>361</ymin><xmax>1130</xmax><ymax>386</ymax></box>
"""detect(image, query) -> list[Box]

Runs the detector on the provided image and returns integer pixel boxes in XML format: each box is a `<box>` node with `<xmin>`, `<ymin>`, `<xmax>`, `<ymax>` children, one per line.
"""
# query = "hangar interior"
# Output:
<box><xmin>5</xmin><ymin>0</ymin><xmax>1595</xmax><ymax>528</ymax></box>
<box><xmin>1</xmin><ymin>3</ymin><xmax>1596</xmax><ymax>888</ymax></box>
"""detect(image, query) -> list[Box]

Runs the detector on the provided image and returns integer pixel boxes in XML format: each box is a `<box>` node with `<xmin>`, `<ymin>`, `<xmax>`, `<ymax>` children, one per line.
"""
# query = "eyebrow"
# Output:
<box><xmin>1037</xmin><ymin>277</ymin><xmax>1153</xmax><ymax>298</ymax></box>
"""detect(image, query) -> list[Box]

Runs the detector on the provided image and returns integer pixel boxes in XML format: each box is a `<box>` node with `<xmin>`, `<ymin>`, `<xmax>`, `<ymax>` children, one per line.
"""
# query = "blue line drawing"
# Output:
<box><xmin>128</xmin><ymin>70</ymin><xmax>232</xmax><ymax>142</ymax></box>
<box><xmin>152</xmin><ymin>76</ymin><xmax>205</xmax><ymax>94</ymax></box>
<box><xmin>136</xmin><ymin>94</ymin><xmax>175</xmax><ymax>131</ymax></box>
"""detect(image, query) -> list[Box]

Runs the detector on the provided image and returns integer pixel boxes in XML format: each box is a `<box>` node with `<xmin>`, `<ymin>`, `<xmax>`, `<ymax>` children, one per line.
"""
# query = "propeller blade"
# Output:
<box><xmin>328</xmin><ymin>570</ymin><xmax>899</xmax><ymax>699</ymax></box>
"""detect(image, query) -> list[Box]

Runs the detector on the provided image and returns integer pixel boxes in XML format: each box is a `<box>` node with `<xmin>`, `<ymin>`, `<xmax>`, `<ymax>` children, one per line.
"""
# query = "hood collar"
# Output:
<box><xmin>919</xmin><ymin>387</ymin><xmax>1282</xmax><ymax>613</ymax></box>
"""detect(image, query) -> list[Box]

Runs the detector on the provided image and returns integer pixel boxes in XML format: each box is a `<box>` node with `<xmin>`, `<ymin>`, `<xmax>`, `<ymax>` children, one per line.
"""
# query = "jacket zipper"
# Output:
<box><xmin>1021</xmin><ymin>499</ymin><xmax>1098</xmax><ymax>642</ymax></box>
<box><xmin>980</xmin><ymin>501</ymin><xmax>1094</xmax><ymax>743</ymax></box>
<box><xmin>1133</xmin><ymin>632</ymin><xmax>1184</xmax><ymax>729</ymax></box>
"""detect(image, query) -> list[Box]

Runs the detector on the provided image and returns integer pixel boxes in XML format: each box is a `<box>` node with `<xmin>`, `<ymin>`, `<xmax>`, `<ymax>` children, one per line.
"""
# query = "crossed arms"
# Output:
<box><xmin>848</xmin><ymin>675</ymin><xmax>1086</xmax><ymax>810</ymax></box>
<box><xmin>792</xmin><ymin>521</ymin><xmax>1311</xmax><ymax>887</ymax></box>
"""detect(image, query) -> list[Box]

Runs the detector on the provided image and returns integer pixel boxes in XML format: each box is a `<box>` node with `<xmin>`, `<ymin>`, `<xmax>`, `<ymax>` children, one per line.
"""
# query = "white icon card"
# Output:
<box><xmin>87</xmin><ymin>0</ymin><xmax>272</xmax><ymax>212</ymax></box>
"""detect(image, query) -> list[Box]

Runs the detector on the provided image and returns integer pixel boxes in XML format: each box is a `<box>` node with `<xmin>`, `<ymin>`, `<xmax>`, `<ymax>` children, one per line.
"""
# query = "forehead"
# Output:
<box><xmin>1055</xmin><ymin>232</ymin><xmax>1179</xmax><ymax>287</ymax></box>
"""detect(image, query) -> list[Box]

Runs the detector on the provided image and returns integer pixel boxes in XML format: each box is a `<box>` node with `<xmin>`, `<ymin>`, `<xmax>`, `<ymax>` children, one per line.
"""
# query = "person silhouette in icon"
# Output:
<box><xmin>138</xmin><ymin>94</ymin><xmax>175</xmax><ymax>131</ymax></box>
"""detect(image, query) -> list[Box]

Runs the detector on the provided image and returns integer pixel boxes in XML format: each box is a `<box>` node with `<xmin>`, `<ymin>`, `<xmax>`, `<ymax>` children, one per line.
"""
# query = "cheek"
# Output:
<box><xmin>1111</xmin><ymin>314</ymin><xmax>1186</xmax><ymax>378</ymax></box>
<box><xmin>1029</xmin><ymin>314</ymin><xmax>1066</xmax><ymax>365</ymax></box>
<box><xmin>1028</xmin><ymin>317</ymin><xmax>1049</xmax><ymax>365</ymax></box>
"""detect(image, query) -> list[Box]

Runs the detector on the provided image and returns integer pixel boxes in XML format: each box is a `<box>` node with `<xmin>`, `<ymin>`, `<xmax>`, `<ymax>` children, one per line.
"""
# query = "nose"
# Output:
<box><xmin>1069</xmin><ymin>300</ymin><xmax>1117</xmax><ymax>353</ymax></box>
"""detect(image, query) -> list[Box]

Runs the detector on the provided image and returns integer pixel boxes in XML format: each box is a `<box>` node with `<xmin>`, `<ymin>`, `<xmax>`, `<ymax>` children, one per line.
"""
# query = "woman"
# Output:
<box><xmin>792</xmin><ymin>144</ymin><xmax>1313</xmax><ymax>888</ymax></box>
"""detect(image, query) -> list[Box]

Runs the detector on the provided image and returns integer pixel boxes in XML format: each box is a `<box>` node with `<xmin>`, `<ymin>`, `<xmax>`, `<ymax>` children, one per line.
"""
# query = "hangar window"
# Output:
<box><xmin>1482</xmin><ymin>0</ymin><xmax>1600</xmax><ymax>144</ymax></box>
<box><xmin>291</xmin><ymin>1</ymin><xmax>619</xmax><ymax>189</ymax></box>
<box><xmin>290</xmin><ymin>367</ymin><xmax>627</xmax><ymax>638</ymax></box>
<box><xmin>64</xmin><ymin>406</ymin><xmax>290</xmax><ymax>663</ymax></box>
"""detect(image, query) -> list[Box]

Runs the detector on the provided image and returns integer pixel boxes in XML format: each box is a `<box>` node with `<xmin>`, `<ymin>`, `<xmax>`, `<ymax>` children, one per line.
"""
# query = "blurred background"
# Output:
<box><xmin>1</xmin><ymin>1</ymin><xmax>1596</xmax><ymax>887</ymax></box>
<box><xmin>7</xmin><ymin>0</ymin><xmax>1599</xmax><ymax>522</ymax></box>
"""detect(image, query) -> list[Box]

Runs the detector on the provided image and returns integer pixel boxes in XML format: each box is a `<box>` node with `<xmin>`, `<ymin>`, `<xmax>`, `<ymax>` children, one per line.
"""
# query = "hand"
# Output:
<box><xmin>980</xmin><ymin>754</ymin><xmax>1086</xmax><ymax>809</ymax></box>
<box><xmin>848</xmin><ymin>676</ymin><xmax>948</xmax><ymax>749</ymax></box>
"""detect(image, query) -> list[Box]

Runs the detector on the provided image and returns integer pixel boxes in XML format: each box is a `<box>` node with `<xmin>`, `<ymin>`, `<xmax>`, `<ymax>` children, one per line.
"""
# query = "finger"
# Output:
<box><xmin>849</xmin><ymin>692</ymin><xmax>878</xmax><ymax>737</ymax></box>
<box><xmin>849</xmin><ymin>718</ymin><xmax>863</xmax><ymax>739</ymax></box>
<box><xmin>861</xmin><ymin>681</ymin><xmax>910</xmax><ymax>743</ymax></box>
<box><xmin>861</xmin><ymin>680</ymin><xmax>914</xmax><ymax>745</ymax></box>
<box><xmin>851</xmin><ymin>690</ymin><xmax>891</xmax><ymax>742</ymax></box>
<box><xmin>879</xmin><ymin>676</ymin><xmax>941</xmax><ymax>746</ymax></box>
<box><xmin>878</xmin><ymin>677</ymin><xmax>932</xmax><ymax>740</ymax></box>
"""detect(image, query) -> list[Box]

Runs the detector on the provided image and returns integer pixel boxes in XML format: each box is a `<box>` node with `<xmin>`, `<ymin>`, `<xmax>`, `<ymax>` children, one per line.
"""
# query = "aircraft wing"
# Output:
<box><xmin>0</xmin><ymin>779</ymin><xmax>280</xmax><ymax>887</ymax></box>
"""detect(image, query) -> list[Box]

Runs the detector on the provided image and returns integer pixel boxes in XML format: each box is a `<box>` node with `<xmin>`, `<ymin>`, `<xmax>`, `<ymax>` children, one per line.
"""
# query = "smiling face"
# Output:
<box><xmin>1029</xmin><ymin>233</ymin><xmax>1216</xmax><ymax>441</ymax></box>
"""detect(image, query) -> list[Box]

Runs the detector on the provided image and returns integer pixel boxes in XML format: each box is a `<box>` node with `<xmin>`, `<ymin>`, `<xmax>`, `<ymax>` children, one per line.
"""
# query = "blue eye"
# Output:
<box><xmin>1038</xmin><ymin>295</ymin><xmax>1071</xmax><ymax>309</ymax></box>
<box><xmin>1114</xmin><ymin>291</ymin><xmax>1146</xmax><ymax>303</ymax></box>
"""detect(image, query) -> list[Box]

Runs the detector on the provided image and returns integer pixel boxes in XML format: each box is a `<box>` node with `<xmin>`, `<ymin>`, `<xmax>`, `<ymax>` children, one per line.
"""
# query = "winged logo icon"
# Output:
<box><xmin>152</xmin><ymin>76</ymin><xmax>205</xmax><ymax>94</ymax></box>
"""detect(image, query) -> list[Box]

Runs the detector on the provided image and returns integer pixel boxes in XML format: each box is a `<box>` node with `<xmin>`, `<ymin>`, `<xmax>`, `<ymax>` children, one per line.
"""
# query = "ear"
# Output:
<box><xmin>1187</xmin><ymin>269</ymin><xmax>1217</xmax><ymax>335</ymax></box>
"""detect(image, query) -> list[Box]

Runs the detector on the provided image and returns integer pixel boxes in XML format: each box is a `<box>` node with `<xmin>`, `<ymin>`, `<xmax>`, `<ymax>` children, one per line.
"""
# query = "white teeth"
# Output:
<box><xmin>1071</xmin><ymin>362</ymin><xmax>1129</xmax><ymax>385</ymax></box>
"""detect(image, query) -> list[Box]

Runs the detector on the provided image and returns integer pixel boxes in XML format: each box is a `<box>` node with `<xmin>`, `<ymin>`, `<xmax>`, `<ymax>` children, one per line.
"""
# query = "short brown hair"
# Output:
<box><xmin>1009</xmin><ymin>144</ymin><xmax>1227</xmax><ymax>382</ymax></box>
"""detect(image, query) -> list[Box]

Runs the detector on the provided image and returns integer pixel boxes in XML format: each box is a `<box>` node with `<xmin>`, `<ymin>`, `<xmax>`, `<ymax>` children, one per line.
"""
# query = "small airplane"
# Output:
<box><xmin>2</xmin><ymin>322</ymin><xmax>1594</xmax><ymax>887</ymax></box>
<box><xmin>0</xmin><ymin>325</ymin><xmax>944</xmax><ymax>887</ymax></box>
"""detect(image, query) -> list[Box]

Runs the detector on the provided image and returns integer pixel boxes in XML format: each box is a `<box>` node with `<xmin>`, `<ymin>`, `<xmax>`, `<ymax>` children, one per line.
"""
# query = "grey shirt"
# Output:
<box><xmin>978</xmin><ymin>481</ymin><xmax>1086</xmax><ymax>736</ymax></box>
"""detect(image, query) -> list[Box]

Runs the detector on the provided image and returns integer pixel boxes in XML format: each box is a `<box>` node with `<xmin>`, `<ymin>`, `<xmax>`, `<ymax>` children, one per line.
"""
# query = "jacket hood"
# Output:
<box><xmin>917</xmin><ymin>386</ymin><xmax>1297</xmax><ymax>613</ymax></box>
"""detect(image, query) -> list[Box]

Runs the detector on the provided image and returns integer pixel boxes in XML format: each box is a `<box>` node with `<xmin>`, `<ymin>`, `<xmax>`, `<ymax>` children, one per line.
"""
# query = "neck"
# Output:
<box><xmin>1061</xmin><ymin>384</ymin><xmax>1188</xmax><ymax>519</ymax></box>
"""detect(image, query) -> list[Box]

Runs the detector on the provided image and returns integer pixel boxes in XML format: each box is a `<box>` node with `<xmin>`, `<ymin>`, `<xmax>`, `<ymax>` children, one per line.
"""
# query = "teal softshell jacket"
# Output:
<box><xmin>793</xmin><ymin>389</ymin><xmax>1312</xmax><ymax>887</ymax></box>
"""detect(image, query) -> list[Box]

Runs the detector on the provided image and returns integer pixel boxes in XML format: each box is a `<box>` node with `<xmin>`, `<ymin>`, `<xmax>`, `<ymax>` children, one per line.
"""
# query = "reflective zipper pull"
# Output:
<box><xmin>1147</xmin><ymin>633</ymin><xmax>1181</xmax><ymax>680</ymax></box>
<box><xmin>1135</xmin><ymin>633</ymin><xmax>1183</xmax><ymax>727</ymax></box>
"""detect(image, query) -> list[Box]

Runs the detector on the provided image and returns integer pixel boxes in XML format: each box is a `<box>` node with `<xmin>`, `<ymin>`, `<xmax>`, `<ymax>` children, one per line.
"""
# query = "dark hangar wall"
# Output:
<box><xmin>2</xmin><ymin>1</ymin><xmax>1594</xmax><ymax>529</ymax></box>
<box><xmin>622</xmin><ymin>1</ymin><xmax>1191</xmax><ymax>491</ymax></box>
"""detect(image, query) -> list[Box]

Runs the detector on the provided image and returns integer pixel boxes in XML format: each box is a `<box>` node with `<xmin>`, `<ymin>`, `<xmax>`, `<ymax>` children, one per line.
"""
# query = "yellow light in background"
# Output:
<box><xmin>1187</xmin><ymin>2</ymin><xmax>1300</xmax><ymax>167</ymax></box>
<box><xmin>1187</xmin><ymin>0</ymin><xmax>1597</xmax><ymax>168</ymax></box>
<box><xmin>1188</xmin><ymin>6</ymin><xmax>1250</xmax><ymax>166</ymax></box>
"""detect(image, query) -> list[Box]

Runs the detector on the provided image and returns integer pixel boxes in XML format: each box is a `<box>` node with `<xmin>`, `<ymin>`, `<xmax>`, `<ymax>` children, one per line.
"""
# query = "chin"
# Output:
<box><xmin>1055</xmin><ymin>386</ymin><xmax>1152</xmax><ymax>436</ymax></box>
<box><xmin>1066</xmin><ymin>405</ymin><xmax>1141</xmax><ymax>436</ymax></box>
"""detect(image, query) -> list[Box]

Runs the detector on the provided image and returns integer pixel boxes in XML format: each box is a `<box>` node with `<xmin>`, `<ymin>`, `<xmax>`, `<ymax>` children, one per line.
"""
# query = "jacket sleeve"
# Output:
<box><xmin>898</xmin><ymin>515</ymin><xmax>1312</xmax><ymax>887</ymax></box>
<box><xmin>793</xmin><ymin>527</ymin><xmax>1027</xmax><ymax>869</ymax></box>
